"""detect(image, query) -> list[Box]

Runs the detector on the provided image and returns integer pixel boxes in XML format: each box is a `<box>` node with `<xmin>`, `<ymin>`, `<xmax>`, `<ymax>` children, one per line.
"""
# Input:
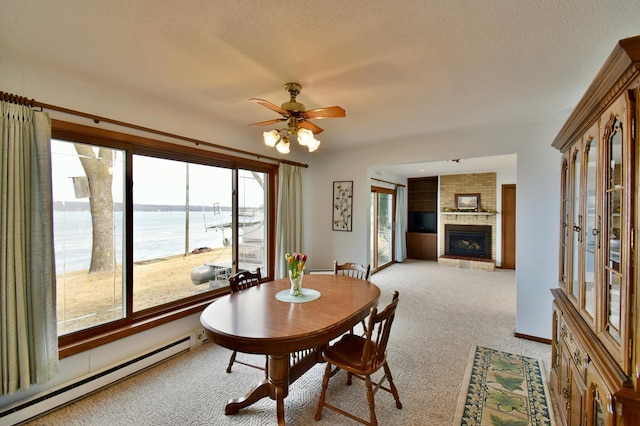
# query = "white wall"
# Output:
<box><xmin>0</xmin><ymin>58</ymin><xmax>313</xmax><ymax>165</ymax></box>
<box><xmin>0</xmin><ymin>313</ymin><xmax>202</xmax><ymax>413</ymax></box>
<box><xmin>307</xmin><ymin>150</ymin><xmax>370</xmax><ymax>269</ymax></box>
<box><xmin>515</xmin><ymin>122</ymin><xmax>563</xmax><ymax>338</ymax></box>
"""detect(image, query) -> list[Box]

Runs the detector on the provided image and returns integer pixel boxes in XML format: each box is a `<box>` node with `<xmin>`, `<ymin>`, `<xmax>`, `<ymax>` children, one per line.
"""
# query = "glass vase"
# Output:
<box><xmin>289</xmin><ymin>270</ymin><xmax>304</xmax><ymax>297</ymax></box>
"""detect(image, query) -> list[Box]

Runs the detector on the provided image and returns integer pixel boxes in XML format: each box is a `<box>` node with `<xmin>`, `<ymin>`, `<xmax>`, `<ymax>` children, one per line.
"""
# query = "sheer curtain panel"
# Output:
<box><xmin>395</xmin><ymin>186</ymin><xmax>407</xmax><ymax>262</ymax></box>
<box><xmin>275</xmin><ymin>164</ymin><xmax>304</xmax><ymax>278</ymax></box>
<box><xmin>1</xmin><ymin>102</ymin><xmax>58</xmax><ymax>395</ymax></box>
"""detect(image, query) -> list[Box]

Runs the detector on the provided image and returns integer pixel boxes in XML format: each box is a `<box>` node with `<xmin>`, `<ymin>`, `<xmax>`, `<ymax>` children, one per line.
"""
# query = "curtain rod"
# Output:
<box><xmin>371</xmin><ymin>177</ymin><xmax>406</xmax><ymax>187</ymax></box>
<box><xmin>0</xmin><ymin>91</ymin><xmax>309</xmax><ymax>168</ymax></box>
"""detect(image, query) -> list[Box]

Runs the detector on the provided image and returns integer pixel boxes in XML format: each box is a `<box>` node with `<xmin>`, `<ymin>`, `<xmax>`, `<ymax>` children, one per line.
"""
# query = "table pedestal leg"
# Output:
<box><xmin>225</xmin><ymin>380</ymin><xmax>270</xmax><ymax>415</ymax></box>
<box><xmin>268</xmin><ymin>353</ymin><xmax>289</xmax><ymax>426</ymax></box>
<box><xmin>224</xmin><ymin>354</ymin><xmax>290</xmax><ymax>425</ymax></box>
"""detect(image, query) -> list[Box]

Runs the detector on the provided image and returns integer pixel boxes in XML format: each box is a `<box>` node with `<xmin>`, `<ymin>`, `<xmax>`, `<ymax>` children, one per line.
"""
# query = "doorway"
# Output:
<box><xmin>501</xmin><ymin>184</ymin><xmax>516</xmax><ymax>269</ymax></box>
<box><xmin>370</xmin><ymin>186</ymin><xmax>395</xmax><ymax>272</ymax></box>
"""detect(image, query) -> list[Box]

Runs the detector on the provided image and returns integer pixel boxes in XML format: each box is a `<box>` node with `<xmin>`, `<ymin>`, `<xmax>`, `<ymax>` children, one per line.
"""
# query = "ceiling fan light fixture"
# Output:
<box><xmin>263</xmin><ymin>129</ymin><xmax>281</xmax><ymax>147</ymax></box>
<box><xmin>275</xmin><ymin>137</ymin><xmax>290</xmax><ymax>154</ymax></box>
<box><xmin>251</xmin><ymin>82</ymin><xmax>345</xmax><ymax>154</ymax></box>
<box><xmin>297</xmin><ymin>128</ymin><xmax>314</xmax><ymax>146</ymax></box>
<box><xmin>306</xmin><ymin>137</ymin><xmax>321</xmax><ymax>152</ymax></box>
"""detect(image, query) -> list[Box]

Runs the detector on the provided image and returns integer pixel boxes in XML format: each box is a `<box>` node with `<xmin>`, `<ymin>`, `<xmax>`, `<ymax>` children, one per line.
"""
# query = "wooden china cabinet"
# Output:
<box><xmin>550</xmin><ymin>36</ymin><xmax>640</xmax><ymax>426</ymax></box>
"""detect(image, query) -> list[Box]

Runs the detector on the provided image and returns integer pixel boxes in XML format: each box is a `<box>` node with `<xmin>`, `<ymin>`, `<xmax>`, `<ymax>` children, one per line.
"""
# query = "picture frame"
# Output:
<box><xmin>332</xmin><ymin>181</ymin><xmax>353</xmax><ymax>231</ymax></box>
<box><xmin>455</xmin><ymin>193</ymin><xmax>480</xmax><ymax>211</ymax></box>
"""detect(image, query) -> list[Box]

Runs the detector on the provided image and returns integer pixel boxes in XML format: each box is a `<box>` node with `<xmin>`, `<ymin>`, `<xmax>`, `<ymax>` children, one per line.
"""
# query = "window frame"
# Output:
<box><xmin>52</xmin><ymin>120</ymin><xmax>278</xmax><ymax>358</ymax></box>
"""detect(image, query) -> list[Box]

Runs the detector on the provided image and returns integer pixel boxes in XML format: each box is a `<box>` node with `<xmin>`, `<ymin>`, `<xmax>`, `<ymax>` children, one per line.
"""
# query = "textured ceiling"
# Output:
<box><xmin>1</xmin><ymin>0</ymin><xmax>639</xmax><ymax>175</ymax></box>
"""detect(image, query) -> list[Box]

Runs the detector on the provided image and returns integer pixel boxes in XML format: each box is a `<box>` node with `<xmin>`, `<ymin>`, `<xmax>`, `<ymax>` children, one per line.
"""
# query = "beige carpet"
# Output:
<box><xmin>26</xmin><ymin>260</ymin><xmax>552</xmax><ymax>425</ymax></box>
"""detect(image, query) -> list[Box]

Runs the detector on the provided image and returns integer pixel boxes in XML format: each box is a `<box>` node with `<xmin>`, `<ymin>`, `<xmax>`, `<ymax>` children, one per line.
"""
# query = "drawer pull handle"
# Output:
<box><xmin>573</xmin><ymin>350</ymin><xmax>582</xmax><ymax>366</ymax></box>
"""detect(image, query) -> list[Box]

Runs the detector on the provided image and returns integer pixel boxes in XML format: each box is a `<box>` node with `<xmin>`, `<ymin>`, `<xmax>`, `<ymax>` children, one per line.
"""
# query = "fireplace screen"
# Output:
<box><xmin>445</xmin><ymin>224</ymin><xmax>492</xmax><ymax>259</ymax></box>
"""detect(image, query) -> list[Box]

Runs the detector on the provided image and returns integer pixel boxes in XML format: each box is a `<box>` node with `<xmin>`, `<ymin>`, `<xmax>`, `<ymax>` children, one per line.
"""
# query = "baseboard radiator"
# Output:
<box><xmin>1</xmin><ymin>336</ymin><xmax>192</xmax><ymax>425</ymax></box>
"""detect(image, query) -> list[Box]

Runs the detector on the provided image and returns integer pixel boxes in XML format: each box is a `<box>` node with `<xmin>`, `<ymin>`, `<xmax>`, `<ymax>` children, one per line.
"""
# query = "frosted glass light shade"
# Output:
<box><xmin>297</xmin><ymin>128</ymin><xmax>314</xmax><ymax>146</ymax></box>
<box><xmin>276</xmin><ymin>140</ymin><xmax>290</xmax><ymax>154</ymax></box>
<box><xmin>263</xmin><ymin>130</ymin><xmax>280</xmax><ymax>147</ymax></box>
<box><xmin>306</xmin><ymin>137</ymin><xmax>321</xmax><ymax>152</ymax></box>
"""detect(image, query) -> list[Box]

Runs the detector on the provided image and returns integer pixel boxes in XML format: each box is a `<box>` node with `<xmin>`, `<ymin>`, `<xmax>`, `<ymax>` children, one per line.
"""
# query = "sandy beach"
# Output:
<box><xmin>56</xmin><ymin>247</ymin><xmax>232</xmax><ymax>335</ymax></box>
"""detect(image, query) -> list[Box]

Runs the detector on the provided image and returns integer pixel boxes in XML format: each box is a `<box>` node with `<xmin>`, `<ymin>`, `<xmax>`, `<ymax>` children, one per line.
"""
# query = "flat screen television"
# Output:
<box><xmin>408</xmin><ymin>211</ymin><xmax>437</xmax><ymax>233</ymax></box>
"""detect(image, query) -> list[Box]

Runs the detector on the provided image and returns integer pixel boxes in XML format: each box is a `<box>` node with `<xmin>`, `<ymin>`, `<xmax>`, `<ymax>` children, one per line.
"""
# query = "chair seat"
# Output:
<box><xmin>324</xmin><ymin>334</ymin><xmax>381</xmax><ymax>373</ymax></box>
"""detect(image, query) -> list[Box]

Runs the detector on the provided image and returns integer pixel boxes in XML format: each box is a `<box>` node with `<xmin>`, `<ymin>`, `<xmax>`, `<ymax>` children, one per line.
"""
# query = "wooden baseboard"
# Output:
<box><xmin>514</xmin><ymin>332</ymin><xmax>551</xmax><ymax>345</ymax></box>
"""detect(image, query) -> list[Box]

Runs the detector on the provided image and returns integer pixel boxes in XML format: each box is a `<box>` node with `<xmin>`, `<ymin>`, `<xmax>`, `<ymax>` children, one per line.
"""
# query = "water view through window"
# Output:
<box><xmin>52</xmin><ymin>140</ymin><xmax>126</xmax><ymax>335</ymax></box>
<box><xmin>131</xmin><ymin>156</ymin><xmax>235</xmax><ymax>312</ymax></box>
<box><xmin>52</xmin><ymin>139</ymin><xmax>268</xmax><ymax>335</ymax></box>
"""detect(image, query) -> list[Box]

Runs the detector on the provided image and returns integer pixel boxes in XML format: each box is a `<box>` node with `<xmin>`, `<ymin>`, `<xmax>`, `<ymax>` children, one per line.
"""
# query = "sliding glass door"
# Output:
<box><xmin>370</xmin><ymin>186</ymin><xmax>395</xmax><ymax>272</ymax></box>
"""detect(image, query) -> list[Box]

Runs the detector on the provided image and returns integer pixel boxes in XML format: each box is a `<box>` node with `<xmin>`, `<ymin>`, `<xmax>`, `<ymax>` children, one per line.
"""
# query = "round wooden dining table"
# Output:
<box><xmin>200</xmin><ymin>274</ymin><xmax>380</xmax><ymax>426</ymax></box>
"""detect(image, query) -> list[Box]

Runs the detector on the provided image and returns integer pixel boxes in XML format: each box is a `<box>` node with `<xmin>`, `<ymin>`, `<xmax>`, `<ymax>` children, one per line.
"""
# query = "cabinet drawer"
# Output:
<box><xmin>560</xmin><ymin>316</ymin><xmax>588</xmax><ymax>381</ymax></box>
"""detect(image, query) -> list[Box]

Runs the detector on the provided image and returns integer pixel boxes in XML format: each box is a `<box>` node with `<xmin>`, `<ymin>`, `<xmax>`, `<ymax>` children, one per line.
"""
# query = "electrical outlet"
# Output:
<box><xmin>194</xmin><ymin>329</ymin><xmax>207</xmax><ymax>347</ymax></box>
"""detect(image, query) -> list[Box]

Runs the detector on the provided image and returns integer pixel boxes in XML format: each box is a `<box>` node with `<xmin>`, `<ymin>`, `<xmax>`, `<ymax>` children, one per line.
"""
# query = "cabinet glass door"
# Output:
<box><xmin>587</xmin><ymin>375</ymin><xmax>611</xmax><ymax>426</ymax></box>
<box><xmin>593</xmin><ymin>397</ymin><xmax>605</xmax><ymax>426</ymax></box>
<box><xmin>604</xmin><ymin>116</ymin><xmax>623</xmax><ymax>345</ymax></box>
<box><xmin>583</xmin><ymin>137</ymin><xmax>597</xmax><ymax>319</ymax></box>
<box><xmin>571</xmin><ymin>148</ymin><xmax>581</xmax><ymax>300</ymax></box>
<box><xmin>559</xmin><ymin>157</ymin><xmax>570</xmax><ymax>288</ymax></box>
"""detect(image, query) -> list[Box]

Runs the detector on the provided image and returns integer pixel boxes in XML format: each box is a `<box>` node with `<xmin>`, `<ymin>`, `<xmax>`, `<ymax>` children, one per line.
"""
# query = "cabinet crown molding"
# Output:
<box><xmin>552</xmin><ymin>35</ymin><xmax>640</xmax><ymax>152</ymax></box>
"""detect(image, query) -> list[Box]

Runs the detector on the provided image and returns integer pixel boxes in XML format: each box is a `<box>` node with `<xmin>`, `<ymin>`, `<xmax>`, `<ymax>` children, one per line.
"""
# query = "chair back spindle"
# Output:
<box><xmin>362</xmin><ymin>291</ymin><xmax>398</xmax><ymax>369</ymax></box>
<box><xmin>229</xmin><ymin>268</ymin><xmax>262</xmax><ymax>293</ymax></box>
<box><xmin>333</xmin><ymin>261</ymin><xmax>370</xmax><ymax>280</ymax></box>
<box><xmin>334</xmin><ymin>260</ymin><xmax>372</xmax><ymax>335</ymax></box>
<box><xmin>226</xmin><ymin>268</ymin><xmax>266</xmax><ymax>375</ymax></box>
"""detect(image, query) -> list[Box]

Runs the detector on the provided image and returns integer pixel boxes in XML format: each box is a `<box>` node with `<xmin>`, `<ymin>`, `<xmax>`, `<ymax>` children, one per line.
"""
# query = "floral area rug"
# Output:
<box><xmin>454</xmin><ymin>345</ymin><xmax>555</xmax><ymax>426</ymax></box>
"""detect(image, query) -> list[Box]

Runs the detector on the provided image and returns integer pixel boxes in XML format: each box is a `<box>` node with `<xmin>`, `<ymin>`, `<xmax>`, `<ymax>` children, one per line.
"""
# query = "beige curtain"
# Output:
<box><xmin>275</xmin><ymin>164</ymin><xmax>304</xmax><ymax>278</ymax></box>
<box><xmin>395</xmin><ymin>186</ymin><xmax>407</xmax><ymax>262</ymax></box>
<box><xmin>1</xmin><ymin>101</ymin><xmax>58</xmax><ymax>395</ymax></box>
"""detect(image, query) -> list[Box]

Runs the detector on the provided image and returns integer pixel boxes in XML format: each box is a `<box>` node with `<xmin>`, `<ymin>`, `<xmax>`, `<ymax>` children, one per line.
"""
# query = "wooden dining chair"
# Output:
<box><xmin>226</xmin><ymin>268</ymin><xmax>267</xmax><ymax>375</ymax></box>
<box><xmin>334</xmin><ymin>260</ymin><xmax>371</xmax><ymax>335</ymax></box>
<box><xmin>333</xmin><ymin>260</ymin><xmax>371</xmax><ymax>280</ymax></box>
<box><xmin>315</xmin><ymin>291</ymin><xmax>402</xmax><ymax>426</ymax></box>
<box><xmin>228</xmin><ymin>268</ymin><xmax>262</xmax><ymax>293</ymax></box>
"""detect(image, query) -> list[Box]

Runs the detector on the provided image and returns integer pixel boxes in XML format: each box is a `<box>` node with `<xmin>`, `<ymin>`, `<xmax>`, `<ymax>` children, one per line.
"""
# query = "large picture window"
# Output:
<box><xmin>52</xmin><ymin>141</ymin><xmax>126</xmax><ymax>335</ymax></box>
<box><xmin>131</xmin><ymin>156</ymin><xmax>235</xmax><ymax>312</ymax></box>
<box><xmin>51</xmin><ymin>121</ymin><xmax>275</xmax><ymax>350</ymax></box>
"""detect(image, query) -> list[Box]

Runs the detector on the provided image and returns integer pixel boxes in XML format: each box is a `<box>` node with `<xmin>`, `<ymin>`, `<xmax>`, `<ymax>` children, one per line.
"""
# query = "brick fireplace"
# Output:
<box><xmin>438</xmin><ymin>173</ymin><xmax>497</xmax><ymax>271</ymax></box>
<box><xmin>438</xmin><ymin>213</ymin><xmax>496</xmax><ymax>271</ymax></box>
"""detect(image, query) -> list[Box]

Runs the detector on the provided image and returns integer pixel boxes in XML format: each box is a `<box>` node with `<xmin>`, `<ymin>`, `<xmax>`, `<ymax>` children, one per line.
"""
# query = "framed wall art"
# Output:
<box><xmin>455</xmin><ymin>193</ymin><xmax>480</xmax><ymax>211</ymax></box>
<box><xmin>332</xmin><ymin>181</ymin><xmax>353</xmax><ymax>231</ymax></box>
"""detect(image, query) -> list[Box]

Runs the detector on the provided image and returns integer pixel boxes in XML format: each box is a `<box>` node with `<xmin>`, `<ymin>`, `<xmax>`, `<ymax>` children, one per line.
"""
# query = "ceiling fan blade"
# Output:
<box><xmin>302</xmin><ymin>106</ymin><xmax>346</xmax><ymax>119</ymax></box>
<box><xmin>248</xmin><ymin>118</ymin><xmax>286</xmax><ymax>127</ymax></box>
<box><xmin>299</xmin><ymin>120</ymin><xmax>324</xmax><ymax>135</ymax></box>
<box><xmin>249</xmin><ymin>98</ymin><xmax>289</xmax><ymax>116</ymax></box>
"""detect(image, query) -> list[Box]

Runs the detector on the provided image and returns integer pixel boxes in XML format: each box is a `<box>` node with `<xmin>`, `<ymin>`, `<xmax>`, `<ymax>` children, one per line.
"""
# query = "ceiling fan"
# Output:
<box><xmin>249</xmin><ymin>82</ymin><xmax>346</xmax><ymax>154</ymax></box>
